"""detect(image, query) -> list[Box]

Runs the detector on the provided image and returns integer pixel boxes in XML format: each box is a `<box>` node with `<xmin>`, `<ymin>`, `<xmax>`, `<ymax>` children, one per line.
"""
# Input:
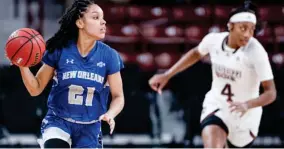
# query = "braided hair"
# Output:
<box><xmin>46</xmin><ymin>0</ymin><xmax>96</xmax><ymax>52</ymax></box>
<box><xmin>228</xmin><ymin>0</ymin><xmax>261</xmax><ymax>34</ymax></box>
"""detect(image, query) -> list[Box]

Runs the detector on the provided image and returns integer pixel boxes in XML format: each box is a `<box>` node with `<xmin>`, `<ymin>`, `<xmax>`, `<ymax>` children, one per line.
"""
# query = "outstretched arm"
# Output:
<box><xmin>149</xmin><ymin>47</ymin><xmax>204</xmax><ymax>94</ymax></box>
<box><xmin>149</xmin><ymin>33</ymin><xmax>214</xmax><ymax>94</ymax></box>
<box><xmin>165</xmin><ymin>47</ymin><xmax>203</xmax><ymax>78</ymax></box>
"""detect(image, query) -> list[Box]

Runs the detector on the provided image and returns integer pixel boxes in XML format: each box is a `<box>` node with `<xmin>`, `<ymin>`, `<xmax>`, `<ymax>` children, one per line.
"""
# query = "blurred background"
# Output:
<box><xmin>0</xmin><ymin>0</ymin><xmax>284</xmax><ymax>148</ymax></box>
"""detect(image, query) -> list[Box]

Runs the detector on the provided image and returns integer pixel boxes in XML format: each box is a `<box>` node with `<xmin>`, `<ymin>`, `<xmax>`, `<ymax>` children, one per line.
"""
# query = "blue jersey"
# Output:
<box><xmin>42</xmin><ymin>40</ymin><xmax>124</xmax><ymax>122</ymax></box>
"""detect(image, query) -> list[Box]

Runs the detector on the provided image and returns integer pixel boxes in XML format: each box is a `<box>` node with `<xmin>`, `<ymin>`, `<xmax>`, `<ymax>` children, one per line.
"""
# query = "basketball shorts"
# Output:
<box><xmin>200</xmin><ymin>97</ymin><xmax>262</xmax><ymax>147</ymax></box>
<box><xmin>40</xmin><ymin>112</ymin><xmax>103</xmax><ymax>148</ymax></box>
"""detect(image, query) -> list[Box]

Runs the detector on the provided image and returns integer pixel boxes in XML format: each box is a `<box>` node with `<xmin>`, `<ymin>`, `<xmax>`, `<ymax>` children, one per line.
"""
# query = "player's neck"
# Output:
<box><xmin>77</xmin><ymin>33</ymin><xmax>96</xmax><ymax>57</ymax></box>
<box><xmin>227</xmin><ymin>35</ymin><xmax>240</xmax><ymax>49</ymax></box>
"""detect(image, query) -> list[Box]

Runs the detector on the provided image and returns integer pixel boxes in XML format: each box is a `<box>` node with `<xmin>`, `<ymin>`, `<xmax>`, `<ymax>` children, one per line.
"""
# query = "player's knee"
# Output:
<box><xmin>202</xmin><ymin>125</ymin><xmax>227</xmax><ymax>148</ymax></box>
<box><xmin>44</xmin><ymin>138</ymin><xmax>70</xmax><ymax>148</ymax></box>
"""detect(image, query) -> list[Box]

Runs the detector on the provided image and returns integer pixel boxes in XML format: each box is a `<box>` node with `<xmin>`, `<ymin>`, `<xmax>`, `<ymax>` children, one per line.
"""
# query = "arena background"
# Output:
<box><xmin>0</xmin><ymin>0</ymin><xmax>283</xmax><ymax>148</ymax></box>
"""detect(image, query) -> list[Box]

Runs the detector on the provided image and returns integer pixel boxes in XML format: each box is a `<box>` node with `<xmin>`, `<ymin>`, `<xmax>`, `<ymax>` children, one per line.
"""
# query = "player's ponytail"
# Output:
<box><xmin>46</xmin><ymin>0</ymin><xmax>95</xmax><ymax>52</ymax></box>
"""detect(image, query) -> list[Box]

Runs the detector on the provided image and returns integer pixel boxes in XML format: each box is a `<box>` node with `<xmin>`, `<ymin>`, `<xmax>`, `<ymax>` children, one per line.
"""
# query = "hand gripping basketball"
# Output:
<box><xmin>5</xmin><ymin>28</ymin><xmax>46</xmax><ymax>67</ymax></box>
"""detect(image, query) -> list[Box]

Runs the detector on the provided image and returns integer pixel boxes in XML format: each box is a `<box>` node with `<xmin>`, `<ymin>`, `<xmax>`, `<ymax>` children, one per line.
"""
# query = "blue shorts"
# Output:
<box><xmin>40</xmin><ymin>112</ymin><xmax>103</xmax><ymax>148</ymax></box>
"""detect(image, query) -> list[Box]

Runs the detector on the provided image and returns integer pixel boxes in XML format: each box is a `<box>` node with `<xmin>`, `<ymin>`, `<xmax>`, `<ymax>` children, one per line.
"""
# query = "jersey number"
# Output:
<box><xmin>68</xmin><ymin>85</ymin><xmax>95</xmax><ymax>106</ymax></box>
<box><xmin>221</xmin><ymin>84</ymin><xmax>234</xmax><ymax>102</ymax></box>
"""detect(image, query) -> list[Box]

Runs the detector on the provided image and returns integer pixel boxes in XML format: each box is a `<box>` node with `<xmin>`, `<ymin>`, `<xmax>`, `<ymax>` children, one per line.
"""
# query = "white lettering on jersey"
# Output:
<box><xmin>62</xmin><ymin>71</ymin><xmax>77</xmax><ymax>80</ymax></box>
<box><xmin>62</xmin><ymin>71</ymin><xmax>104</xmax><ymax>84</ymax></box>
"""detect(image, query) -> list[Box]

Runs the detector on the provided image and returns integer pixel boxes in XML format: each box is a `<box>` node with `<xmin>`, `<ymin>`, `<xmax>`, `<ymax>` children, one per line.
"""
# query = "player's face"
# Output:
<box><xmin>231</xmin><ymin>22</ymin><xmax>255</xmax><ymax>47</ymax></box>
<box><xmin>78</xmin><ymin>4</ymin><xmax>106</xmax><ymax>40</ymax></box>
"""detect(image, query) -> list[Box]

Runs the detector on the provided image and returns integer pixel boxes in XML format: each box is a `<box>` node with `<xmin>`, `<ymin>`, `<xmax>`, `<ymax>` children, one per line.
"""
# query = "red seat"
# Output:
<box><xmin>208</xmin><ymin>24</ymin><xmax>226</xmax><ymax>33</ymax></box>
<box><xmin>128</xmin><ymin>6</ymin><xmax>170</xmax><ymax>21</ymax></box>
<box><xmin>105</xmin><ymin>24</ymin><xmax>141</xmax><ymax>51</ymax></box>
<box><xmin>185</xmin><ymin>25</ymin><xmax>208</xmax><ymax>44</ymax></box>
<box><xmin>271</xmin><ymin>53</ymin><xmax>284</xmax><ymax>68</ymax></box>
<box><xmin>105</xmin><ymin>24</ymin><xmax>140</xmax><ymax>43</ymax></box>
<box><xmin>117</xmin><ymin>51</ymin><xmax>137</xmax><ymax>64</ymax></box>
<box><xmin>141</xmin><ymin>25</ymin><xmax>184</xmax><ymax>44</ymax></box>
<box><xmin>274</xmin><ymin>25</ymin><xmax>284</xmax><ymax>43</ymax></box>
<box><xmin>154</xmin><ymin>51</ymin><xmax>181</xmax><ymax>69</ymax></box>
<box><xmin>172</xmin><ymin>5</ymin><xmax>212</xmax><ymax>23</ymax></box>
<box><xmin>255</xmin><ymin>24</ymin><xmax>274</xmax><ymax>44</ymax></box>
<box><xmin>136</xmin><ymin>52</ymin><xmax>156</xmax><ymax>71</ymax></box>
<box><xmin>141</xmin><ymin>25</ymin><xmax>184</xmax><ymax>51</ymax></box>
<box><xmin>213</xmin><ymin>5</ymin><xmax>235</xmax><ymax>23</ymax></box>
<box><xmin>259</xmin><ymin>6</ymin><xmax>284</xmax><ymax>22</ymax></box>
<box><xmin>109</xmin><ymin>43</ymin><xmax>142</xmax><ymax>52</ymax></box>
<box><xmin>100</xmin><ymin>5</ymin><xmax>127</xmax><ymax>23</ymax></box>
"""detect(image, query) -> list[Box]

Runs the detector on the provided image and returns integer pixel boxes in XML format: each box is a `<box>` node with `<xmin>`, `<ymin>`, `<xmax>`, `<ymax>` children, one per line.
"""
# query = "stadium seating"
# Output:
<box><xmin>102</xmin><ymin>4</ymin><xmax>284</xmax><ymax>69</ymax></box>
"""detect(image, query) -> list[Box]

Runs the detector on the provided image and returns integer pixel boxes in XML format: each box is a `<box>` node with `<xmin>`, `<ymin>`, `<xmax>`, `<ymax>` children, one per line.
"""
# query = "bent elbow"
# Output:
<box><xmin>29</xmin><ymin>92</ymin><xmax>40</xmax><ymax>97</ymax></box>
<box><xmin>28</xmin><ymin>89</ymin><xmax>43</xmax><ymax>97</ymax></box>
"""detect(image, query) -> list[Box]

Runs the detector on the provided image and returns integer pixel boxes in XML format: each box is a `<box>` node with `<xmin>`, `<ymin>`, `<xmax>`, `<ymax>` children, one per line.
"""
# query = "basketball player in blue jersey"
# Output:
<box><xmin>18</xmin><ymin>0</ymin><xmax>125</xmax><ymax>148</ymax></box>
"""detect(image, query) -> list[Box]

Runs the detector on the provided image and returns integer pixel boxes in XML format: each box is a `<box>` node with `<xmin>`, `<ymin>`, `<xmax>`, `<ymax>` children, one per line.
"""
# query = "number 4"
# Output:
<box><xmin>221</xmin><ymin>84</ymin><xmax>234</xmax><ymax>102</ymax></box>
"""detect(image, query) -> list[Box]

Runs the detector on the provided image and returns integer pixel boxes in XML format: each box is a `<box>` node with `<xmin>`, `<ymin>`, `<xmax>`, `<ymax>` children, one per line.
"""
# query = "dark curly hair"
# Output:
<box><xmin>46</xmin><ymin>0</ymin><xmax>96</xmax><ymax>52</ymax></box>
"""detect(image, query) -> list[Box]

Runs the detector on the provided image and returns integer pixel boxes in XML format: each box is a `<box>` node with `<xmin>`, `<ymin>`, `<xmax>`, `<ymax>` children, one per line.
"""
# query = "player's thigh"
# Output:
<box><xmin>42</xmin><ymin>127</ymin><xmax>71</xmax><ymax>147</ymax></box>
<box><xmin>201</xmin><ymin>110</ymin><xmax>228</xmax><ymax>148</ymax></box>
<box><xmin>200</xmin><ymin>101</ymin><xmax>229</xmax><ymax>135</ymax></box>
<box><xmin>40</xmin><ymin>114</ymin><xmax>72</xmax><ymax>147</ymax></box>
<box><xmin>71</xmin><ymin>122</ymin><xmax>102</xmax><ymax>148</ymax></box>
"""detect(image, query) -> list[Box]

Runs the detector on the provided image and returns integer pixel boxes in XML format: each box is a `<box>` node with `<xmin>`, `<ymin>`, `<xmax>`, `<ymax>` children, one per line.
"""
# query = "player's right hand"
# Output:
<box><xmin>148</xmin><ymin>73</ymin><xmax>170</xmax><ymax>94</ymax></box>
<box><xmin>99</xmin><ymin>113</ymin><xmax>115</xmax><ymax>135</ymax></box>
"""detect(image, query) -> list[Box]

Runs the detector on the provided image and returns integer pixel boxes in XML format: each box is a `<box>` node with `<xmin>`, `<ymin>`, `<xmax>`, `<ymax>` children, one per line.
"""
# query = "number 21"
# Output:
<box><xmin>68</xmin><ymin>84</ymin><xmax>95</xmax><ymax>106</ymax></box>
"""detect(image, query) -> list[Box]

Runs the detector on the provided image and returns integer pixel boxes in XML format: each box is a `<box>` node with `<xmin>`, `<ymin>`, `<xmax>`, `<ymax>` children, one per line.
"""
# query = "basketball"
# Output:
<box><xmin>5</xmin><ymin>28</ymin><xmax>46</xmax><ymax>67</ymax></box>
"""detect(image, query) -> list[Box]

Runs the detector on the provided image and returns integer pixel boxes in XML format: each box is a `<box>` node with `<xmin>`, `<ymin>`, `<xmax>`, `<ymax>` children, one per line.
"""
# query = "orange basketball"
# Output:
<box><xmin>5</xmin><ymin>28</ymin><xmax>46</xmax><ymax>67</ymax></box>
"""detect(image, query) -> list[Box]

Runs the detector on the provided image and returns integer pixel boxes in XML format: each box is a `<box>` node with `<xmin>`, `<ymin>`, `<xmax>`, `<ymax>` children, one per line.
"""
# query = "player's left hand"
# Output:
<box><xmin>99</xmin><ymin>113</ymin><xmax>115</xmax><ymax>135</ymax></box>
<box><xmin>229</xmin><ymin>101</ymin><xmax>249</xmax><ymax>117</ymax></box>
